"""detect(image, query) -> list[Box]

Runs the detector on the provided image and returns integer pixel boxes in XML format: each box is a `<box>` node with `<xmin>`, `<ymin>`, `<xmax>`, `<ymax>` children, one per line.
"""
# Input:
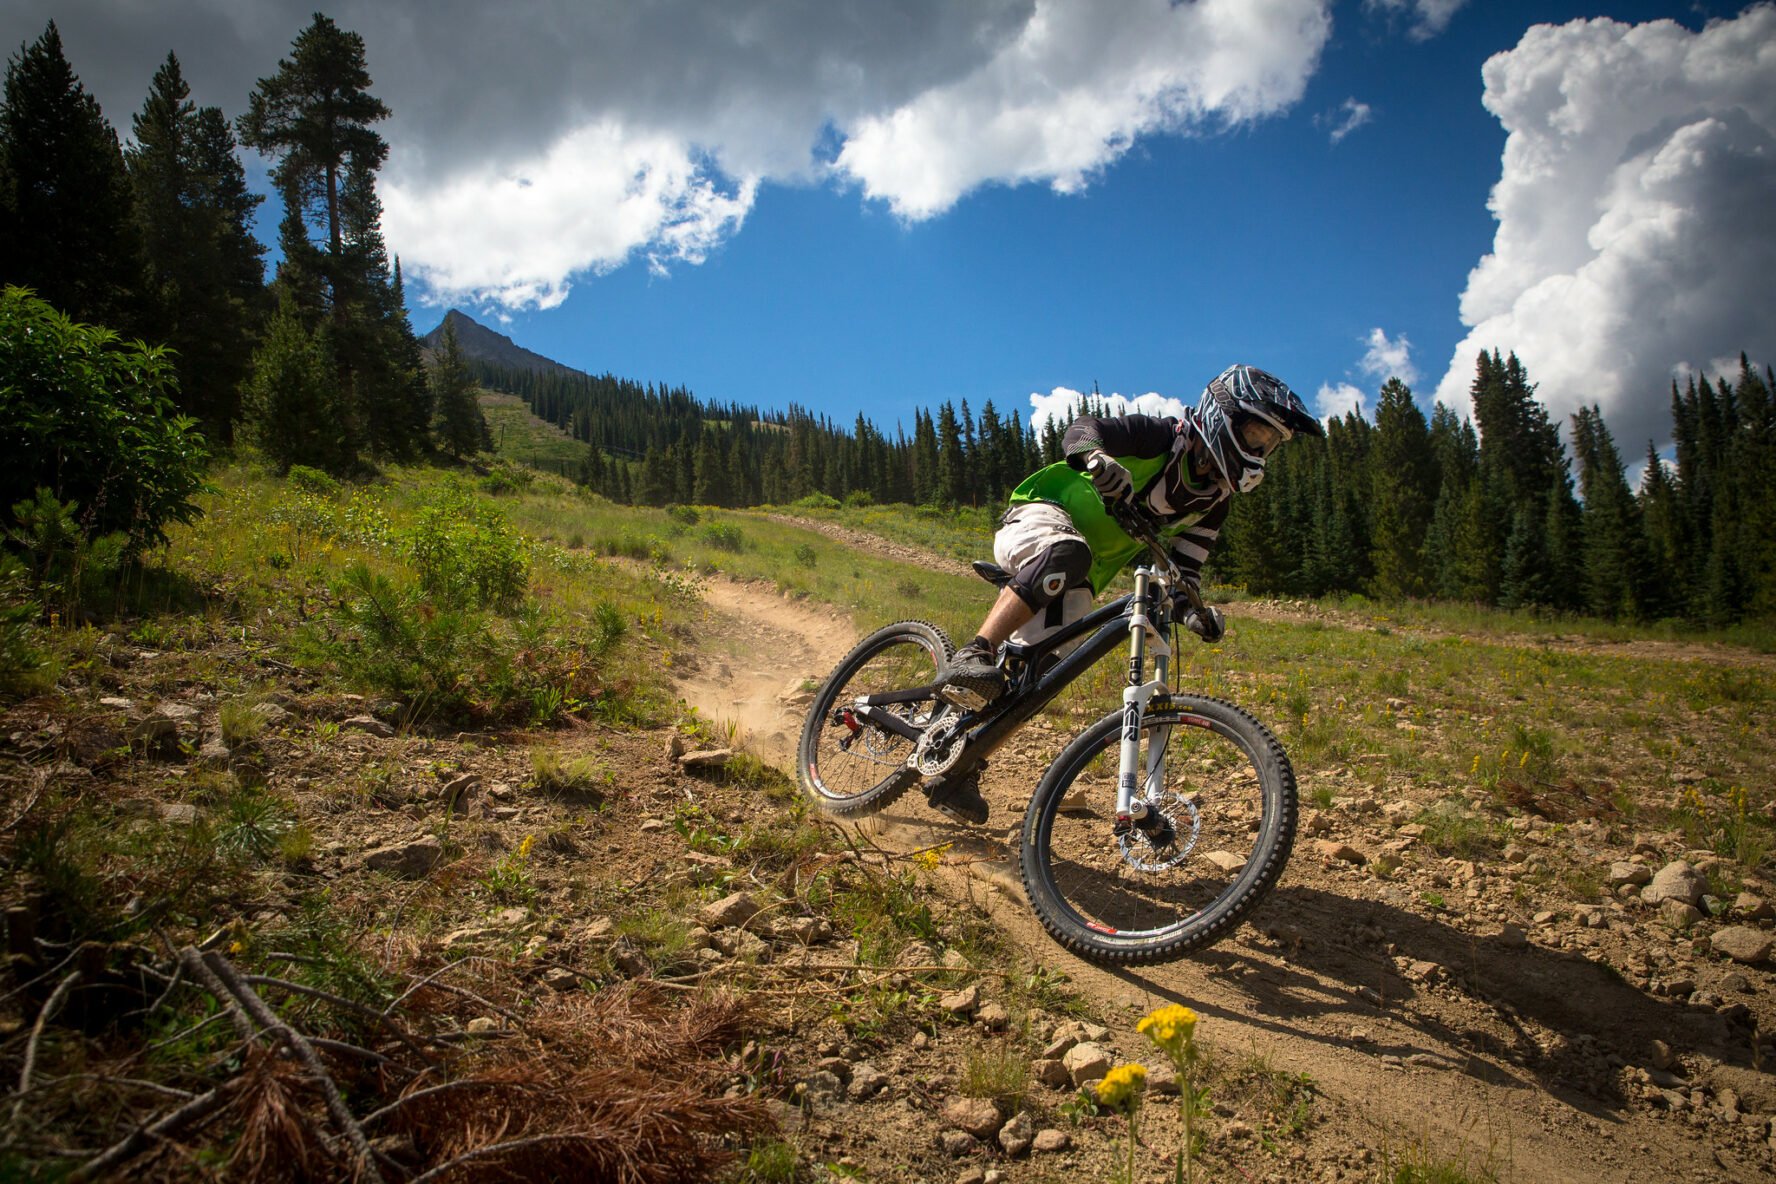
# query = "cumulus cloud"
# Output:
<box><xmin>835</xmin><ymin>0</ymin><xmax>1332</xmax><ymax>219</ymax></box>
<box><xmin>1432</xmin><ymin>7</ymin><xmax>1776</xmax><ymax>451</ymax></box>
<box><xmin>1358</xmin><ymin>327</ymin><xmax>1418</xmax><ymax>386</ymax></box>
<box><xmin>1363</xmin><ymin>0</ymin><xmax>1467</xmax><ymax>41</ymax></box>
<box><xmin>4</xmin><ymin>0</ymin><xmax>1332</xmax><ymax>308</ymax></box>
<box><xmin>1027</xmin><ymin>387</ymin><xmax>1190</xmax><ymax>434</ymax></box>
<box><xmin>1318</xmin><ymin>98</ymin><xmax>1373</xmax><ymax>144</ymax></box>
<box><xmin>1315</xmin><ymin>382</ymin><xmax>1367</xmax><ymax>421</ymax></box>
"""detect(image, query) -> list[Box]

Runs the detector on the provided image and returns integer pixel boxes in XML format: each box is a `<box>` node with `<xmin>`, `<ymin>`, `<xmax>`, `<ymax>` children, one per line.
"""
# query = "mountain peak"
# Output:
<box><xmin>421</xmin><ymin>309</ymin><xmax>583</xmax><ymax>378</ymax></box>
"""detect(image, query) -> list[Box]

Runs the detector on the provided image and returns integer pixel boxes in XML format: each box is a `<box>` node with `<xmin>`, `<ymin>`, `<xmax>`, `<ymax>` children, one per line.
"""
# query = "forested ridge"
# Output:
<box><xmin>3</xmin><ymin>14</ymin><xmax>1772</xmax><ymax>628</ymax></box>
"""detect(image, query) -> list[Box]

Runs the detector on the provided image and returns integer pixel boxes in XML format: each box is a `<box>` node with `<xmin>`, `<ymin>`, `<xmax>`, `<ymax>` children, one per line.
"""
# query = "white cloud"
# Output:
<box><xmin>1315</xmin><ymin>382</ymin><xmax>1367</xmax><ymax>421</ymax></box>
<box><xmin>384</xmin><ymin>124</ymin><xmax>756</xmax><ymax>309</ymax></box>
<box><xmin>835</xmin><ymin>0</ymin><xmax>1332</xmax><ymax>220</ymax></box>
<box><xmin>1319</xmin><ymin>98</ymin><xmax>1373</xmax><ymax>145</ymax></box>
<box><xmin>5</xmin><ymin>0</ymin><xmax>1333</xmax><ymax>310</ymax></box>
<box><xmin>1027</xmin><ymin>386</ymin><xmax>1190</xmax><ymax>433</ymax></box>
<box><xmin>1357</xmin><ymin>327</ymin><xmax>1418</xmax><ymax>386</ymax></box>
<box><xmin>1363</xmin><ymin>0</ymin><xmax>1467</xmax><ymax>41</ymax></box>
<box><xmin>1433</xmin><ymin>7</ymin><xmax>1776</xmax><ymax>452</ymax></box>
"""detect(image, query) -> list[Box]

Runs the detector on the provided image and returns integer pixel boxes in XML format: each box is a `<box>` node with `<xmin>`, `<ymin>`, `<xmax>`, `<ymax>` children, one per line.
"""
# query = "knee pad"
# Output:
<box><xmin>1009</xmin><ymin>538</ymin><xmax>1092</xmax><ymax>610</ymax></box>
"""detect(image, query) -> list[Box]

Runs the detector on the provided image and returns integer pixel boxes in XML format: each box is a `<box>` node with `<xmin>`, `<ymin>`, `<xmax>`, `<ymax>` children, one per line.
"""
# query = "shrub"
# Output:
<box><xmin>0</xmin><ymin>552</ymin><xmax>46</xmax><ymax>696</ymax></box>
<box><xmin>793</xmin><ymin>542</ymin><xmax>818</xmax><ymax>568</ymax></box>
<box><xmin>1</xmin><ymin>286</ymin><xmax>210</xmax><ymax>551</ymax></box>
<box><xmin>286</xmin><ymin>465</ymin><xmax>342</xmax><ymax>497</ymax></box>
<box><xmin>666</xmin><ymin>505</ymin><xmax>700</xmax><ymax>526</ymax></box>
<box><xmin>406</xmin><ymin>487</ymin><xmax>529</xmax><ymax>610</ymax></box>
<box><xmin>791</xmin><ymin>492</ymin><xmax>840</xmax><ymax>510</ymax></box>
<box><xmin>699</xmin><ymin>521</ymin><xmax>746</xmax><ymax>552</ymax></box>
<box><xmin>8</xmin><ymin>489</ymin><xmax>130</xmax><ymax>619</ymax></box>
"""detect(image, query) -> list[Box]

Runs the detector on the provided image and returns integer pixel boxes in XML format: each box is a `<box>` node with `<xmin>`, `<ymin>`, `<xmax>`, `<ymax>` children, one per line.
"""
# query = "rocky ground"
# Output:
<box><xmin>4</xmin><ymin>544</ymin><xmax>1773</xmax><ymax>1182</ymax></box>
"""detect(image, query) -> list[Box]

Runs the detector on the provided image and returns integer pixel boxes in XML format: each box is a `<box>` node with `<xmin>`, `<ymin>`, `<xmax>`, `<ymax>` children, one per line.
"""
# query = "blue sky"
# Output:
<box><xmin>10</xmin><ymin>1</ymin><xmax>1772</xmax><ymax>451</ymax></box>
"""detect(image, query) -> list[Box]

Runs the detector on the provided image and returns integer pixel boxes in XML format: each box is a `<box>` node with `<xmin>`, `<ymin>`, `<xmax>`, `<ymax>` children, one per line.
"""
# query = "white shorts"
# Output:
<box><xmin>994</xmin><ymin>503</ymin><xmax>1095</xmax><ymax>654</ymax></box>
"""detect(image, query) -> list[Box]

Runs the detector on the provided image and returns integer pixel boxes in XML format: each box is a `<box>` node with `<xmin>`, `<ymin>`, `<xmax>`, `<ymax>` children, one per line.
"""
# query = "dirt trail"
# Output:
<box><xmin>671</xmin><ymin>543</ymin><xmax>1768</xmax><ymax>1178</ymax></box>
<box><xmin>670</xmin><ymin>575</ymin><xmax>854</xmax><ymax>767</ymax></box>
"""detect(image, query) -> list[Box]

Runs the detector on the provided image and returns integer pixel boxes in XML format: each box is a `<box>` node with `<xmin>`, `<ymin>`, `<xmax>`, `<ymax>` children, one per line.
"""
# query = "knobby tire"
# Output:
<box><xmin>797</xmin><ymin>620</ymin><xmax>954</xmax><ymax>817</ymax></box>
<box><xmin>1019</xmin><ymin>696</ymin><xmax>1296</xmax><ymax>964</ymax></box>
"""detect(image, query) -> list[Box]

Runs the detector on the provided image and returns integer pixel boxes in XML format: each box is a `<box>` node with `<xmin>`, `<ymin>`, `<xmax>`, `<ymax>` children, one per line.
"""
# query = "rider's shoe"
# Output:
<box><xmin>938</xmin><ymin>639</ymin><xmax>1004</xmax><ymax>709</ymax></box>
<box><xmin>925</xmin><ymin>773</ymin><xmax>989</xmax><ymax>825</ymax></box>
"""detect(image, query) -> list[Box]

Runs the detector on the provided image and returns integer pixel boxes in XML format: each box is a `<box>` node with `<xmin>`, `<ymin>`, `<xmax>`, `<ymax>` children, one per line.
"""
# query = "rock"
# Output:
<box><xmin>1301</xmin><ymin>810</ymin><xmax>1333</xmax><ymax>836</ymax></box>
<box><xmin>359</xmin><ymin>837</ymin><xmax>443</xmax><ymax>878</ymax></box>
<box><xmin>1608</xmin><ymin>861</ymin><xmax>1652</xmax><ymax>887</ymax></box>
<box><xmin>465</xmin><ymin>1016</ymin><xmax>499</xmax><ymax>1034</ymax></box>
<box><xmin>1720</xmin><ymin>971</ymin><xmax>1753</xmax><ymax>992</ymax></box>
<box><xmin>679</xmin><ymin>747</ymin><xmax>733</xmax><ymax>770</ymax></box>
<box><xmin>155</xmin><ymin>702</ymin><xmax>200</xmax><ymax>722</ymax></box>
<box><xmin>956</xmin><ymin>1169</ymin><xmax>986</xmax><ymax>1184</ymax></box>
<box><xmin>196</xmin><ymin>735</ymin><xmax>232</xmax><ymax>767</ymax></box>
<box><xmin>777</xmin><ymin>915</ymin><xmax>831</xmax><ymax>945</ymax></box>
<box><xmin>1040</xmin><ymin>1031</ymin><xmax>1078</xmax><ymax>1059</ymax></box>
<box><xmin>798</xmin><ymin>1070</ymin><xmax>844</xmax><ymax>1107</ymax></box>
<box><xmin>1644</xmin><ymin>861</ymin><xmax>1707</xmax><ymax>907</ymax></box>
<box><xmin>666</xmin><ymin>732</ymin><xmax>687</xmax><ymax>760</ymax></box>
<box><xmin>938</xmin><ymin>1130</ymin><xmax>978</xmax><ymax>1157</ymax></box>
<box><xmin>974</xmin><ymin>1003</ymin><xmax>1009</xmax><ymax>1030</ymax></box>
<box><xmin>1735</xmin><ymin>893</ymin><xmax>1774</xmax><ymax>920</ymax></box>
<box><xmin>99</xmin><ymin>696</ymin><xmax>134</xmax><ymax>710</ymax></box>
<box><xmin>942</xmin><ymin>1097</ymin><xmax>1002</xmax><ymax>1140</ymax></box>
<box><xmin>130</xmin><ymin>716</ymin><xmax>181</xmax><ymax>753</ymax></box>
<box><xmin>1495</xmin><ymin>923</ymin><xmax>1528</xmax><ymax>950</ymax></box>
<box><xmin>998</xmin><ymin>1111</ymin><xmax>1036</xmax><ymax>1156</ymax></box>
<box><xmin>250</xmin><ymin>702</ymin><xmax>292</xmax><ymax>726</ymax></box>
<box><xmin>1404</xmin><ymin>959</ymin><xmax>1441</xmax><ymax>983</ymax></box>
<box><xmin>1314</xmin><ymin>839</ymin><xmax>1367</xmax><ymax>866</ymax></box>
<box><xmin>1031</xmin><ymin>1129</ymin><xmax>1071</xmax><ymax>1153</ymax></box>
<box><xmin>1370</xmin><ymin>852</ymin><xmax>1403</xmax><ymax>878</ymax></box>
<box><xmin>639</xmin><ymin>818</ymin><xmax>667</xmax><ymax>833</ymax></box>
<box><xmin>1145</xmin><ymin>1059</ymin><xmax>1180</xmax><ymax>1096</ymax></box>
<box><xmin>1711</xmin><ymin>926</ymin><xmax>1773</xmax><ymax>964</ymax></box>
<box><xmin>1648</xmin><ymin>1040</ymin><xmax>1674</xmax><ymax>1070</ymax></box>
<box><xmin>700</xmin><ymin>891</ymin><xmax>760</xmax><ymax>929</ymax></box>
<box><xmin>1032</xmin><ymin>1058</ymin><xmax>1071</xmax><ymax>1088</ymax></box>
<box><xmin>341</xmin><ymin>715</ymin><xmax>394</xmax><ymax>739</ymax></box>
<box><xmin>156</xmin><ymin>802</ymin><xmax>200</xmax><ymax>825</ymax></box>
<box><xmin>1203</xmin><ymin>850</ymin><xmax>1246</xmax><ymax>873</ymax></box>
<box><xmin>441</xmin><ymin>773</ymin><xmax>480</xmax><ymax>813</ymax></box>
<box><xmin>849</xmin><ymin>1063</ymin><xmax>888</xmax><ymax>1101</ymax></box>
<box><xmin>541</xmin><ymin>967</ymin><xmax>579</xmax><ymax>991</ymax></box>
<box><xmin>939</xmin><ymin>985</ymin><xmax>980</xmax><ymax>1016</ymax></box>
<box><xmin>1660</xmin><ymin>900</ymin><xmax>1703</xmax><ymax>930</ymax></box>
<box><xmin>1062</xmin><ymin>1042</ymin><xmax>1111</xmax><ymax>1086</ymax></box>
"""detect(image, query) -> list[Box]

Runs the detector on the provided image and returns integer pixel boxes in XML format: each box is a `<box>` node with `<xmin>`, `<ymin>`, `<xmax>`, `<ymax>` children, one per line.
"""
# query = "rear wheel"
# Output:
<box><xmin>797</xmin><ymin>621</ymin><xmax>954</xmax><ymax>816</ymax></box>
<box><xmin>1019</xmin><ymin>697</ymin><xmax>1295</xmax><ymax>964</ymax></box>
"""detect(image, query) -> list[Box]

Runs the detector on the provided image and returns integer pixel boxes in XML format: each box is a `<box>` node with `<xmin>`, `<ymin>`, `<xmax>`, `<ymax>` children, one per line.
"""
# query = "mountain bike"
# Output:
<box><xmin>795</xmin><ymin>506</ymin><xmax>1297</xmax><ymax>965</ymax></box>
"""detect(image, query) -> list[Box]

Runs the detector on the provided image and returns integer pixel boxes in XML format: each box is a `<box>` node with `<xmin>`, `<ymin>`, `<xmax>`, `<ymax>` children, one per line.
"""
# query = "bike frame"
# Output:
<box><xmin>855</xmin><ymin>542</ymin><xmax>1191</xmax><ymax>827</ymax></box>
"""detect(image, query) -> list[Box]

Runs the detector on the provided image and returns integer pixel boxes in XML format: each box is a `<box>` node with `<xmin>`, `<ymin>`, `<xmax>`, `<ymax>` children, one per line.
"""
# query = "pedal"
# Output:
<box><xmin>937</xmin><ymin>682</ymin><xmax>989</xmax><ymax>710</ymax></box>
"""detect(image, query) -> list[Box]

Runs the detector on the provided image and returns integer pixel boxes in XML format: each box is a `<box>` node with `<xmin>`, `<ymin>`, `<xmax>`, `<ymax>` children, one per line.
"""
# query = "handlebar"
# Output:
<box><xmin>1109</xmin><ymin>502</ymin><xmax>1206</xmax><ymax>617</ymax></box>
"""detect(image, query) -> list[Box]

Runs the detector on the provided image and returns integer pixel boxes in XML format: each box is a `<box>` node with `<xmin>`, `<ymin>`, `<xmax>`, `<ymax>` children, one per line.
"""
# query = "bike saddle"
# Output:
<box><xmin>972</xmin><ymin>560</ymin><xmax>1013</xmax><ymax>588</ymax></box>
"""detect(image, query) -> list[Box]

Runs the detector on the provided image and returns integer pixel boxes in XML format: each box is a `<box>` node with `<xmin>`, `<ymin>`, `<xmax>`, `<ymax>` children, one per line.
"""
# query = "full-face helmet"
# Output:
<box><xmin>1194</xmin><ymin>365</ymin><xmax>1324</xmax><ymax>492</ymax></box>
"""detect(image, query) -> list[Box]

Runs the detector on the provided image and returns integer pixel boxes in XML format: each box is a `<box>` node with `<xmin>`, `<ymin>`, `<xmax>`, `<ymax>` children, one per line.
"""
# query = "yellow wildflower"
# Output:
<box><xmin>1137</xmin><ymin>1003</ymin><xmax>1199</xmax><ymax>1058</ymax></box>
<box><xmin>516</xmin><ymin>834</ymin><xmax>536</xmax><ymax>859</ymax></box>
<box><xmin>1094</xmin><ymin>1062</ymin><xmax>1147</xmax><ymax>1110</ymax></box>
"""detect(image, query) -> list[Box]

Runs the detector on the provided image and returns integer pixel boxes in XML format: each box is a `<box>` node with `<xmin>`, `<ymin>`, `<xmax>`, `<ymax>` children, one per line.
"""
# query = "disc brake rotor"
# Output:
<box><xmin>1118</xmin><ymin>789</ymin><xmax>1201</xmax><ymax>872</ymax></box>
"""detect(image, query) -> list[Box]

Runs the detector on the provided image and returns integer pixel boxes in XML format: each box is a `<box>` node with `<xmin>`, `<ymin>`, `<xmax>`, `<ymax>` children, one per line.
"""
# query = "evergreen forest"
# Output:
<box><xmin>3</xmin><ymin>15</ymin><xmax>1772</xmax><ymax>628</ymax></box>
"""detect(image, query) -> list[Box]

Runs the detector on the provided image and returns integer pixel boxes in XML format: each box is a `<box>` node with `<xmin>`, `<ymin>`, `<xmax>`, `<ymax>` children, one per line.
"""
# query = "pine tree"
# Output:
<box><xmin>0</xmin><ymin>22</ymin><xmax>143</xmax><ymax>331</ymax></box>
<box><xmin>126</xmin><ymin>53</ymin><xmax>266</xmax><ymax>439</ymax></box>
<box><xmin>428</xmin><ymin>321</ymin><xmax>484</xmax><ymax>459</ymax></box>
<box><xmin>242</xmin><ymin>294</ymin><xmax>349</xmax><ymax>473</ymax></box>
<box><xmin>1570</xmin><ymin>405</ymin><xmax>1645</xmax><ymax>620</ymax></box>
<box><xmin>239</xmin><ymin>14</ymin><xmax>404</xmax><ymax>465</ymax></box>
<box><xmin>1367</xmin><ymin>378</ymin><xmax>1436</xmax><ymax>598</ymax></box>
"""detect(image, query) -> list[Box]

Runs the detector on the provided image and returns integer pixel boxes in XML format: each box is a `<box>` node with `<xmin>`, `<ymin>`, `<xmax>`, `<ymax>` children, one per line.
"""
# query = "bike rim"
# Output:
<box><xmin>806</xmin><ymin>633</ymin><xmax>947</xmax><ymax>803</ymax></box>
<box><xmin>1034</xmin><ymin>711</ymin><xmax>1273</xmax><ymax>942</ymax></box>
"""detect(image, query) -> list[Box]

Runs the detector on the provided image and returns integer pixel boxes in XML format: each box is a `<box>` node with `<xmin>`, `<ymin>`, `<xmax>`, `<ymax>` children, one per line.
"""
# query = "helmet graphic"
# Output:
<box><xmin>1195</xmin><ymin>365</ymin><xmax>1324</xmax><ymax>493</ymax></box>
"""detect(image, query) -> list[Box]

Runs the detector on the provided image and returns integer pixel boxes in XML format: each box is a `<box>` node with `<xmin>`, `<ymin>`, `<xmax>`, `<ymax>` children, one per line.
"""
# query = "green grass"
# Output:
<box><xmin>480</xmin><ymin>391</ymin><xmax>588</xmax><ymax>476</ymax></box>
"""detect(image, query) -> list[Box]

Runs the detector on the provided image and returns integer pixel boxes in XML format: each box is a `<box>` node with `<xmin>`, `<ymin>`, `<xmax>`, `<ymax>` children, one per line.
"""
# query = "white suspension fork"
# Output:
<box><xmin>1115</xmin><ymin>568</ymin><xmax>1172</xmax><ymax>824</ymax></box>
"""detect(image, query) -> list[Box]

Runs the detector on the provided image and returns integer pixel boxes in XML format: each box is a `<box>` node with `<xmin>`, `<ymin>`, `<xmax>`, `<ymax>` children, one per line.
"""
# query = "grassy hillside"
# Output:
<box><xmin>6</xmin><ymin>451</ymin><xmax>1776</xmax><ymax>1181</ymax></box>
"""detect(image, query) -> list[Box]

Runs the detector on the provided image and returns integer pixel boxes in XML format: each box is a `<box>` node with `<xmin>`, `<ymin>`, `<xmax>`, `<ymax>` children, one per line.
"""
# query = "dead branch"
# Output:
<box><xmin>69</xmin><ymin>1085</ymin><xmax>229</xmax><ymax>1182</ymax></box>
<box><xmin>197</xmin><ymin>951</ymin><xmax>386</xmax><ymax>1184</ymax></box>
<box><xmin>241</xmin><ymin>974</ymin><xmax>435</xmax><ymax>1063</ymax></box>
<box><xmin>177</xmin><ymin>947</ymin><xmax>258</xmax><ymax>1045</ymax></box>
<box><xmin>381</xmin><ymin>954</ymin><xmax>475</xmax><ymax>1016</ymax></box>
<box><xmin>9</xmin><ymin>970</ymin><xmax>81</xmax><ymax>1130</ymax></box>
<box><xmin>390</xmin><ymin>968</ymin><xmax>526</xmax><ymax>1028</ymax></box>
<box><xmin>403</xmin><ymin>1131</ymin><xmax>607</xmax><ymax>1184</ymax></box>
<box><xmin>361</xmin><ymin>1078</ymin><xmax>536</xmax><ymax>1129</ymax></box>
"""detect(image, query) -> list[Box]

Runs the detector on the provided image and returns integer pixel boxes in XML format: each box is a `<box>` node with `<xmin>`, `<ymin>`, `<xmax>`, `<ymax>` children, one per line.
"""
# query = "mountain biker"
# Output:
<box><xmin>926</xmin><ymin>365</ymin><xmax>1325</xmax><ymax>824</ymax></box>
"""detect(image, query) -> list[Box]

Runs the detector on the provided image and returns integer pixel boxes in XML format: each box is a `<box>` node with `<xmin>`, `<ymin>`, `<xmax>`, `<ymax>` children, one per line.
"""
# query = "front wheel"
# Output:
<box><xmin>1019</xmin><ymin>697</ymin><xmax>1296</xmax><ymax>964</ymax></box>
<box><xmin>797</xmin><ymin>620</ymin><xmax>954</xmax><ymax>816</ymax></box>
